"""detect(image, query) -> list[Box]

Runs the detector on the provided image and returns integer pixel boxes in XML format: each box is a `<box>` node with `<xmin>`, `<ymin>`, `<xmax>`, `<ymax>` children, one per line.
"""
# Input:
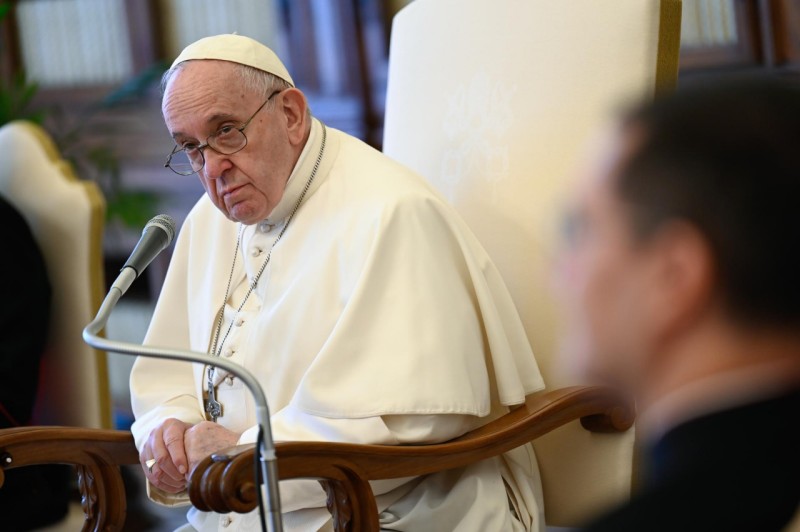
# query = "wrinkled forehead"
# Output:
<box><xmin>162</xmin><ymin>60</ymin><xmax>242</xmax><ymax>106</ymax></box>
<box><xmin>162</xmin><ymin>60</ymin><xmax>256</xmax><ymax>130</ymax></box>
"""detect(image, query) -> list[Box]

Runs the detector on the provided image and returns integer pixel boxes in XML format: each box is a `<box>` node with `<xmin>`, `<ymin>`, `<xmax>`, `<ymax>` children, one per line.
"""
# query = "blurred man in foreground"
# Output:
<box><xmin>559</xmin><ymin>78</ymin><xmax>800</xmax><ymax>531</ymax></box>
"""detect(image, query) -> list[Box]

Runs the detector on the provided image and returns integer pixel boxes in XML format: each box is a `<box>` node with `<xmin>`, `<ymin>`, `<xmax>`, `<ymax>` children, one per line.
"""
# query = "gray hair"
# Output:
<box><xmin>161</xmin><ymin>61</ymin><xmax>311</xmax><ymax>119</ymax></box>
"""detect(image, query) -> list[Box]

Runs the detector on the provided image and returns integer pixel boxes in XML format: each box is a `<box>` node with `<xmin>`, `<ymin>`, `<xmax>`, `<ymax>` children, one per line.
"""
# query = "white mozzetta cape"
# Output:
<box><xmin>131</xmin><ymin>119</ymin><xmax>545</xmax><ymax>531</ymax></box>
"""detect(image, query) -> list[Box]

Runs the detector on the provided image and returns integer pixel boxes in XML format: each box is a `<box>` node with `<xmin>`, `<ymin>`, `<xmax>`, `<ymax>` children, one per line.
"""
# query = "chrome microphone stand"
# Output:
<box><xmin>83</xmin><ymin>267</ymin><xmax>283</xmax><ymax>532</ymax></box>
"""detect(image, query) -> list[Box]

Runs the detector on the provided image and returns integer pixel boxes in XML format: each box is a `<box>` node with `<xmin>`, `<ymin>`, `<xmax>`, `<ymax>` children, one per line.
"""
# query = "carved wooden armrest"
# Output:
<box><xmin>0</xmin><ymin>427</ymin><xmax>140</xmax><ymax>531</ymax></box>
<box><xmin>188</xmin><ymin>385</ymin><xmax>634</xmax><ymax>532</ymax></box>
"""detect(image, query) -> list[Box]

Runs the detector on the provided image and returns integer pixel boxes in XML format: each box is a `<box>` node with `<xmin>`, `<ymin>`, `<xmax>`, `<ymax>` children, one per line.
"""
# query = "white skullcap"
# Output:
<box><xmin>171</xmin><ymin>34</ymin><xmax>294</xmax><ymax>87</ymax></box>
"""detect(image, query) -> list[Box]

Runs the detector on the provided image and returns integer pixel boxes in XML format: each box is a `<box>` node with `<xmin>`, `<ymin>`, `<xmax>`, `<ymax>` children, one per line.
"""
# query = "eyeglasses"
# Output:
<box><xmin>164</xmin><ymin>89</ymin><xmax>282</xmax><ymax>176</ymax></box>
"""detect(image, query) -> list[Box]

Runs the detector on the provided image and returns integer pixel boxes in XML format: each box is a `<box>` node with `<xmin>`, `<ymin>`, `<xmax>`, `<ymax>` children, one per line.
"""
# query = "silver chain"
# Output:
<box><xmin>205</xmin><ymin>124</ymin><xmax>327</xmax><ymax>421</ymax></box>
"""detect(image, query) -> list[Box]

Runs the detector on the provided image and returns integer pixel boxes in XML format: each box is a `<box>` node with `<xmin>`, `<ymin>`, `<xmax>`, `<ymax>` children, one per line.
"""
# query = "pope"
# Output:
<box><xmin>130</xmin><ymin>34</ymin><xmax>545</xmax><ymax>531</ymax></box>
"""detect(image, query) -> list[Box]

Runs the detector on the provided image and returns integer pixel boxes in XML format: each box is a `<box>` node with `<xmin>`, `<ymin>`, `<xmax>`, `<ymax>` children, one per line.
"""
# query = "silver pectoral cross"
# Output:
<box><xmin>205</xmin><ymin>368</ymin><xmax>223</xmax><ymax>422</ymax></box>
<box><xmin>205</xmin><ymin>386</ymin><xmax>223</xmax><ymax>422</ymax></box>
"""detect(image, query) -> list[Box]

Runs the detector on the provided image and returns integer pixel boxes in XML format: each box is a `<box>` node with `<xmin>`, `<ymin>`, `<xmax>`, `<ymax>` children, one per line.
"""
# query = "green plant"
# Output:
<box><xmin>0</xmin><ymin>71</ymin><xmax>45</xmax><ymax>125</ymax></box>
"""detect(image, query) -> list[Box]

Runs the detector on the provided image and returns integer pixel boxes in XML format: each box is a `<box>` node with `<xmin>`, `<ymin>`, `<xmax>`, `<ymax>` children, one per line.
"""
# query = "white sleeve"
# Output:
<box><xmin>129</xmin><ymin>211</ymin><xmax>208</xmax><ymax>451</ymax></box>
<box><xmin>129</xmin><ymin>217</ymin><xmax>207</xmax><ymax>507</ymax></box>
<box><xmin>237</xmin><ymin>405</ymin><xmax>478</xmax><ymax>513</ymax></box>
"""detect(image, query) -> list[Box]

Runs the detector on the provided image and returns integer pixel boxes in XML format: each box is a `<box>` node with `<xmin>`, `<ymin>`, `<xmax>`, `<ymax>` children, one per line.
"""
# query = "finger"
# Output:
<box><xmin>139</xmin><ymin>446</ymin><xmax>156</xmax><ymax>482</ymax></box>
<box><xmin>139</xmin><ymin>440</ymin><xmax>154</xmax><ymax>469</ymax></box>
<box><xmin>140</xmin><ymin>428</ymin><xmax>165</xmax><ymax>475</ymax></box>
<box><xmin>140</xmin><ymin>439</ymin><xmax>182</xmax><ymax>491</ymax></box>
<box><xmin>148</xmin><ymin>422</ymin><xmax>185</xmax><ymax>483</ymax></box>
<box><xmin>150</xmin><ymin>464</ymin><xmax>187</xmax><ymax>492</ymax></box>
<box><xmin>163</xmin><ymin>420</ymin><xmax>190</xmax><ymax>476</ymax></box>
<box><xmin>144</xmin><ymin>427</ymin><xmax>181</xmax><ymax>482</ymax></box>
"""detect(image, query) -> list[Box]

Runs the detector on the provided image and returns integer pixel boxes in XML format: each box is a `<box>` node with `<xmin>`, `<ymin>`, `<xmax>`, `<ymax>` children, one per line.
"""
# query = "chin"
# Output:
<box><xmin>226</xmin><ymin>203</ymin><xmax>267</xmax><ymax>225</ymax></box>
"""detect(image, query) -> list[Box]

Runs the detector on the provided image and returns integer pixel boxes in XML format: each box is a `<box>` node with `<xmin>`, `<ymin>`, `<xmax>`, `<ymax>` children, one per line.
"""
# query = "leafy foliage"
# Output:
<box><xmin>0</xmin><ymin>71</ymin><xmax>45</xmax><ymax>125</ymax></box>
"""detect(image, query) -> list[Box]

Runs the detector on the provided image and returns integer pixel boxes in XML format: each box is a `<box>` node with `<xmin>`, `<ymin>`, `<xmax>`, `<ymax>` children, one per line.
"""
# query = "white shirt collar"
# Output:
<box><xmin>260</xmin><ymin>117</ymin><xmax>326</xmax><ymax>226</ymax></box>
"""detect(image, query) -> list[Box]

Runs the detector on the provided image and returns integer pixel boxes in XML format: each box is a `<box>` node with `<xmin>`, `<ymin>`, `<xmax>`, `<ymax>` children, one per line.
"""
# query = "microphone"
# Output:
<box><xmin>111</xmin><ymin>214</ymin><xmax>176</xmax><ymax>297</ymax></box>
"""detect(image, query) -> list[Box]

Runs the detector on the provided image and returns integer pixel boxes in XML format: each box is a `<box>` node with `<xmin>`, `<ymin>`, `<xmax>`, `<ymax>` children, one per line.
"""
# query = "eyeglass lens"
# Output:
<box><xmin>169</xmin><ymin>128</ymin><xmax>249</xmax><ymax>175</ymax></box>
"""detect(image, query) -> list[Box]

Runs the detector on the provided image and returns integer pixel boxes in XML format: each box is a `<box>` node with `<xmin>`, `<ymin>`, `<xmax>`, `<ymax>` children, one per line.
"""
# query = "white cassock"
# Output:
<box><xmin>130</xmin><ymin>118</ymin><xmax>546</xmax><ymax>531</ymax></box>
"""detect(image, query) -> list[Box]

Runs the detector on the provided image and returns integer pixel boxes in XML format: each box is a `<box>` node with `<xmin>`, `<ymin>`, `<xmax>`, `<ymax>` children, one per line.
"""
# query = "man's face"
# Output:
<box><xmin>557</xmin><ymin>126</ymin><xmax>657</xmax><ymax>390</ymax></box>
<box><xmin>162</xmin><ymin>60</ymin><xmax>296</xmax><ymax>224</ymax></box>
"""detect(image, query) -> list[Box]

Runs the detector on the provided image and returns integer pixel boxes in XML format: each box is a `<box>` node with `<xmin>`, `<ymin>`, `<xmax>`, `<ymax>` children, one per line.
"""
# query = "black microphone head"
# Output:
<box><xmin>145</xmin><ymin>214</ymin><xmax>177</xmax><ymax>246</ymax></box>
<box><xmin>122</xmin><ymin>214</ymin><xmax>178</xmax><ymax>277</ymax></box>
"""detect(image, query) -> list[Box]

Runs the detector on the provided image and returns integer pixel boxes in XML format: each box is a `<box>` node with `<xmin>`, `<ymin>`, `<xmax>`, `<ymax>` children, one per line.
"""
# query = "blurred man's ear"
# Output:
<box><xmin>642</xmin><ymin>220</ymin><xmax>716</xmax><ymax>346</ymax></box>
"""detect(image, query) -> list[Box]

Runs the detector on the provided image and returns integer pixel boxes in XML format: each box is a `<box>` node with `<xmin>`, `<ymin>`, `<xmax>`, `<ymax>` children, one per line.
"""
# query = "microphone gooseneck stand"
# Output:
<box><xmin>83</xmin><ymin>267</ymin><xmax>283</xmax><ymax>532</ymax></box>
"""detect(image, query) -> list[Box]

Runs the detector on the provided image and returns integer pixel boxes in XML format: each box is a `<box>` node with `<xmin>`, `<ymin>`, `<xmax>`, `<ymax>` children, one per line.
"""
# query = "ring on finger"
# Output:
<box><xmin>145</xmin><ymin>458</ymin><xmax>157</xmax><ymax>474</ymax></box>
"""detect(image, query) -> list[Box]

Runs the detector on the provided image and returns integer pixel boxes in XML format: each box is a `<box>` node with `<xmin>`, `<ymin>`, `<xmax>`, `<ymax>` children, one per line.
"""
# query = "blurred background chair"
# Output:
<box><xmin>0</xmin><ymin>120</ymin><xmax>117</xmax><ymax>529</ymax></box>
<box><xmin>0</xmin><ymin>120</ymin><xmax>110</xmax><ymax>430</ymax></box>
<box><xmin>381</xmin><ymin>0</ymin><xmax>680</xmax><ymax>526</ymax></box>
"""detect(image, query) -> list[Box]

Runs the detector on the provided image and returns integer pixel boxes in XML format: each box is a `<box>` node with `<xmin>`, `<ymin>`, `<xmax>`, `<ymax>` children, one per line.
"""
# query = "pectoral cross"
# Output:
<box><xmin>206</xmin><ymin>386</ymin><xmax>223</xmax><ymax>422</ymax></box>
<box><xmin>205</xmin><ymin>367</ymin><xmax>223</xmax><ymax>422</ymax></box>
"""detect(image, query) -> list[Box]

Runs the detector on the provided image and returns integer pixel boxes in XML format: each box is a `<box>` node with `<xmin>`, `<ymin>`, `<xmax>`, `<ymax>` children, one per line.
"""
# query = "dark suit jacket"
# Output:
<box><xmin>0</xmin><ymin>195</ymin><xmax>51</xmax><ymax>429</ymax></box>
<box><xmin>584</xmin><ymin>388</ymin><xmax>800</xmax><ymax>531</ymax></box>
<box><xmin>0</xmin><ymin>195</ymin><xmax>72</xmax><ymax>530</ymax></box>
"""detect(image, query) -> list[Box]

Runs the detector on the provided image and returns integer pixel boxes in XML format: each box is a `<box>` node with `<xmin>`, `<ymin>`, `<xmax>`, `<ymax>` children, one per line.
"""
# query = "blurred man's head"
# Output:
<box><xmin>560</xmin><ymin>78</ymin><xmax>800</xmax><ymax>399</ymax></box>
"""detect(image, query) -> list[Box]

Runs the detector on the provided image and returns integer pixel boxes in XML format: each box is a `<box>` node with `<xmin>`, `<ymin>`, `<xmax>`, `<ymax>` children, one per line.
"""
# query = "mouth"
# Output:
<box><xmin>220</xmin><ymin>183</ymin><xmax>245</xmax><ymax>199</ymax></box>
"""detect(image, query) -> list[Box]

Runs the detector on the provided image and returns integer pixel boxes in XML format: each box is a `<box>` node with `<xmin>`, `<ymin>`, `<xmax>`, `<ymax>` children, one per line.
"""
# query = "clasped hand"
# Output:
<box><xmin>140</xmin><ymin>418</ymin><xmax>241</xmax><ymax>493</ymax></box>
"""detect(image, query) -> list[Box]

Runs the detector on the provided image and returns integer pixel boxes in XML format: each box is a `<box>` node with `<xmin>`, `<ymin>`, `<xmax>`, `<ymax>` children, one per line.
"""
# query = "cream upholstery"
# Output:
<box><xmin>383</xmin><ymin>0</ymin><xmax>680</xmax><ymax>526</ymax></box>
<box><xmin>0</xmin><ymin>121</ymin><xmax>110</xmax><ymax>429</ymax></box>
<box><xmin>787</xmin><ymin>508</ymin><xmax>800</xmax><ymax>532</ymax></box>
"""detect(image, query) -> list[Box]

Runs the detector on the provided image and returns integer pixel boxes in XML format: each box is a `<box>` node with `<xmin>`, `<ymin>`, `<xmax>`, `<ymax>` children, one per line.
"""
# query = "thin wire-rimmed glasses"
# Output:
<box><xmin>164</xmin><ymin>89</ymin><xmax>282</xmax><ymax>176</ymax></box>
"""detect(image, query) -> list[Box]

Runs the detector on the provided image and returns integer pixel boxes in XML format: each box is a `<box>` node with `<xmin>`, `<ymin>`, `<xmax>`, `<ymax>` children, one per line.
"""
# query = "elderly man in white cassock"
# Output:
<box><xmin>130</xmin><ymin>34</ymin><xmax>545</xmax><ymax>531</ymax></box>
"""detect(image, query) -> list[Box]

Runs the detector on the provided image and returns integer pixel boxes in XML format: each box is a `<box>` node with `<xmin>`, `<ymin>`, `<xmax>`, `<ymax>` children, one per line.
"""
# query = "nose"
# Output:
<box><xmin>201</xmin><ymin>148</ymin><xmax>233</xmax><ymax>179</ymax></box>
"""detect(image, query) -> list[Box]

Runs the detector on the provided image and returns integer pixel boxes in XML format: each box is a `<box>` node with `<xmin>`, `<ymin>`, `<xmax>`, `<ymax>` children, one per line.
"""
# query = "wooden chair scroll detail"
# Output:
<box><xmin>189</xmin><ymin>385</ymin><xmax>635</xmax><ymax>532</ymax></box>
<box><xmin>0</xmin><ymin>427</ymin><xmax>139</xmax><ymax>532</ymax></box>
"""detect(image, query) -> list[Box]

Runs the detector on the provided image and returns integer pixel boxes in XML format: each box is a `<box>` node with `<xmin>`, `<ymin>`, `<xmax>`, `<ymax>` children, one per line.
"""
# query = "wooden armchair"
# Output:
<box><xmin>0</xmin><ymin>385</ymin><xmax>632</xmax><ymax>531</ymax></box>
<box><xmin>188</xmin><ymin>386</ymin><xmax>633</xmax><ymax>531</ymax></box>
<box><xmin>1</xmin><ymin>1</ymin><xmax>681</xmax><ymax>530</ymax></box>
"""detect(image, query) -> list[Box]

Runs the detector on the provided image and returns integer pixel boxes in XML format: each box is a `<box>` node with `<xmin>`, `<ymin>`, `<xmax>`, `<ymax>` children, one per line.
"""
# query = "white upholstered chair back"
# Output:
<box><xmin>383</xmin><ymin>0</ymin><xmax>681</xmax><ymax>526</ymax></box>
<box><xmin>0</xmin><ymin>121</ymin><xmax>110</xmax><ymax>429</ymax></box>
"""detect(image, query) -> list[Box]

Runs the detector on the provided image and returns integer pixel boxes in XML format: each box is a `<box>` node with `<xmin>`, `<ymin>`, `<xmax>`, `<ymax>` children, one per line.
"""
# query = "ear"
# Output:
<box><xmin>279</xmin><ymin>88</ymin><xmax>310</xmax><ymax>147</ymax></box>
<box><xmin>644</xmin><ymin>221</ymin><xmax>716</xmax><ymax>344</ymax></box>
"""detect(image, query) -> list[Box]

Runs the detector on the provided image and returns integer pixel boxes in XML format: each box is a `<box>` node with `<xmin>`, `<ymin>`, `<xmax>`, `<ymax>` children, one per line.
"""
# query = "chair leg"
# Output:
<box><xmin>320</xmin><ymin>466</ymin><xmax>380</xmax><ymax>532</ymax></box>
<box><xmin>76</xmin><ymin>462</ymin><xmax>130</xmax><ymax>531</ymax></box>
<box><xmin>0</xmin><ymin>427</ymin><xmax>139</xmax><ymax>531</ymax></box>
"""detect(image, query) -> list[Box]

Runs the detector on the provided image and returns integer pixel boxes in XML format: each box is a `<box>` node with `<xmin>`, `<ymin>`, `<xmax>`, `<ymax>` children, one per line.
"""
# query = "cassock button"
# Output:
<box><xmin>258</xmin><ymin>221</ymin><xmax>275</xmax><ymax>233</ymax></box>
<box><xmin>251</xmin><ymin>247</ymin><xmax>263</xmax><ymax>257</ymax></box>
<box><xmin>223</xmin><ymin>347</ymin><xmax>234</xmax><ymax>358</ymax></box>
<box><xmin>221</xmin><ymin>515</ymin><xmax>232</xmax><ymax>527</ymax></box>
<box><xmin>234</xmin><ymin>317</ymin><xmax>245</xmax><ymax>327</ymax></box>
<box><xmin>225</xmin><ymin>375</ymin><xmax>235</xmax><ymax>386</ymax></box>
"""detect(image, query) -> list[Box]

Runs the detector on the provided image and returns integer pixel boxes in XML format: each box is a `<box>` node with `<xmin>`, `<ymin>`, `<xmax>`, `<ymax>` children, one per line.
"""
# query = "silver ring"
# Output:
<box><xmin>145</xmin><ymin>458</ymin><xmax>156</xmax><ymax>473</ymax></box>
